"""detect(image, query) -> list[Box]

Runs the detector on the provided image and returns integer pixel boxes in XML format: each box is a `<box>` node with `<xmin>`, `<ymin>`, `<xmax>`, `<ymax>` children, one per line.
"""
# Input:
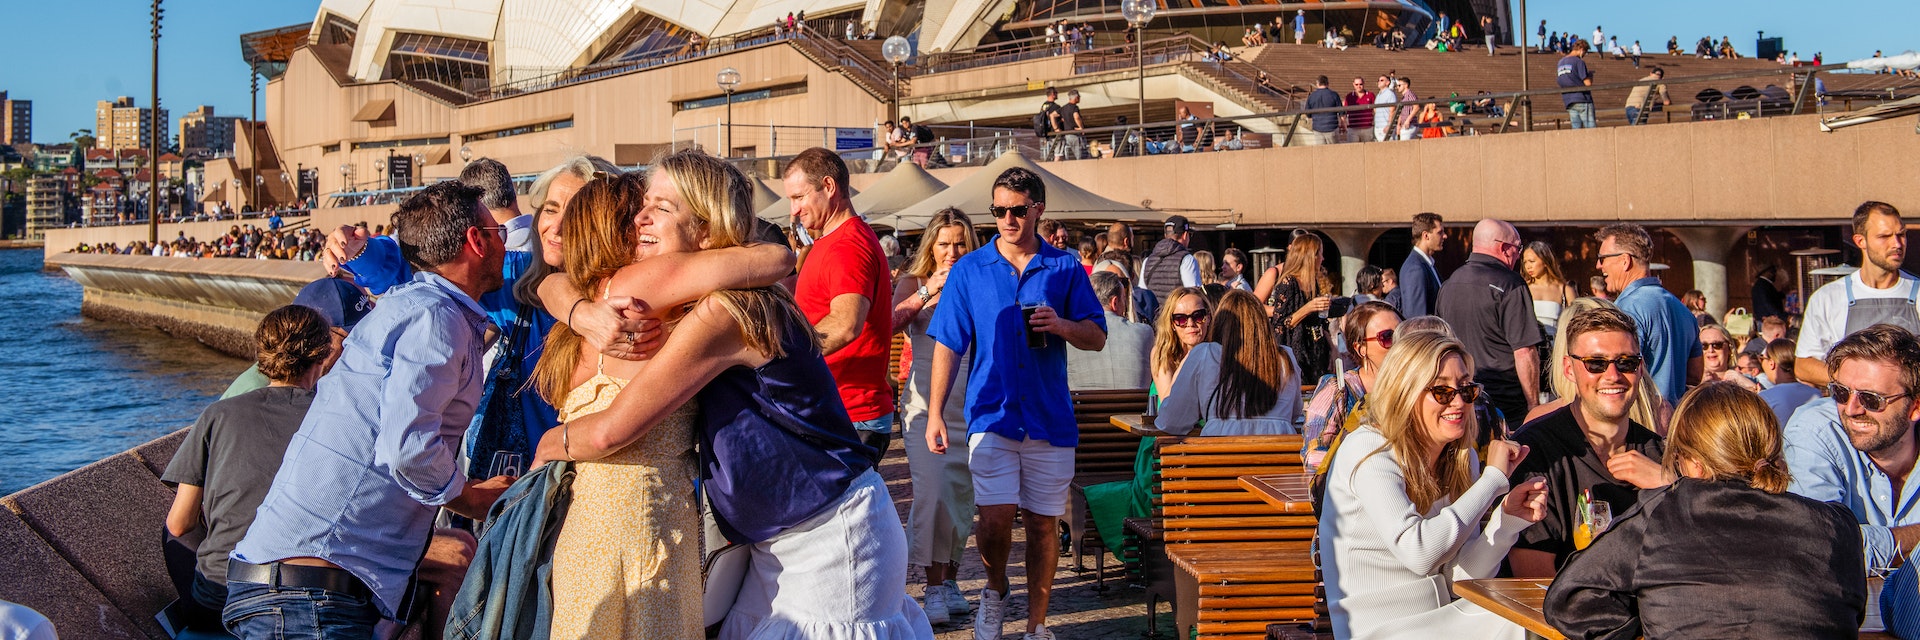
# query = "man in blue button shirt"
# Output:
<box><xmin>1593</xmin><ymin>223</ymin><xmax>1701</xmax><ymax>405</ymax></box>
<box><xmin>226</xmin><ymin>182</ymin><xmax>515</xmax><ymax>638</ymax></box>
<box><xmin>926</xmin><ymin>167</ymin><xmax>1106</xmax><ymax>640</ymax></box>
<box><xmin>1784</xmin><ymin>324</ymin><xmax>1920</xmax><ymax>571</ymax></box>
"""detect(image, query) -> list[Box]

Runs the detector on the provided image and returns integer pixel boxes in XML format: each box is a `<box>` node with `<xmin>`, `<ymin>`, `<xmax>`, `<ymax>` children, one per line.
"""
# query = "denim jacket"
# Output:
<box><xmin>446</xmin><ymin>461</ymin><xmax>574</xmax><ymax>640</ymax></box>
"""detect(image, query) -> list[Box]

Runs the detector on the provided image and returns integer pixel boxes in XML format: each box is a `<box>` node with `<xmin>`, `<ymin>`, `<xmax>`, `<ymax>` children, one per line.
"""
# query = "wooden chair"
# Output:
<box><xmin>1063</xmin><ymin>388</ymin><xmax>1149</xmax><ymax>588</ymax></box>
<box><xmin>1151</xmin><ymin>435</ymin><xmax>1319</xmax><ymax>640</ymax></box>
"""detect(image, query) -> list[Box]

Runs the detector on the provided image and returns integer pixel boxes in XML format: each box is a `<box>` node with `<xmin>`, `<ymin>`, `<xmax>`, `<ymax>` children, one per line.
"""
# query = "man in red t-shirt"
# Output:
<box><xmin>786</xmin><ymin>147</ymin><xmax>896</xmax><ymax>458</ymax></box>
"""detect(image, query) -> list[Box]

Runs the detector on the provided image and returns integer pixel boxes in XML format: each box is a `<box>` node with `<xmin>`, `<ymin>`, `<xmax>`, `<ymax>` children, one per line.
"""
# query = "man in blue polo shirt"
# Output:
<box><xmin>926</xmin><ymin>167</ymin><xmax>1107</xmax><ymax>640</ymax></box>
<box><xmin>1593</xmin><ymin>222</ymin><xmax>1701</xmax><ymax>404</ymax></box>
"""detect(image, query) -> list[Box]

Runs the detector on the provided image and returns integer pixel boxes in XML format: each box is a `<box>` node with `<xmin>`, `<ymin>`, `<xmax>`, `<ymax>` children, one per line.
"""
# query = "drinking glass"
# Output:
<box><xmin>1587</xmin><ymin>500</ymin><xmax>1612</xmax><ymax>534</ymax></box>
<box><xmin>1022</xmin><ymin>302</ymin><xmax>1048</xmax><ymax>349</ymax></box>
<box><xmin>489</xmin><ymin>452</ymin><xmax>525</xmax><ymax>478</ymax></box>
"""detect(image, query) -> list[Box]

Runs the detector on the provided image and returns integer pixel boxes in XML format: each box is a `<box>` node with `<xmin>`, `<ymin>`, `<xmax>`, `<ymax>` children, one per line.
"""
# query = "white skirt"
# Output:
<box><xmin>717</xmin><ymin>470</ymin><xmax>935</xmax><ymax>640</ymax></box>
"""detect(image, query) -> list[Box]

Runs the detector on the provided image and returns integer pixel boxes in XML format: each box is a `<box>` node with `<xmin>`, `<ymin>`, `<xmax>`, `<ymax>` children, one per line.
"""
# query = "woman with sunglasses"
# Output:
<box><xmin>1303</xmin><ymin>301</ymin><xmax>1401</xmax><ymax>468</ymax></box>
<box><xmin>1155</xmin><ymin>290</ymin><xmax>1303</xmax><ymax>436</ymax></box>
<box><xmin>1319</xmin><ymin>330</ymin><xmax>1548</xmax><ymax>640</ymax></box>
<box><xmin>1699</xmin><ymin>323</ymin><xmax>1762</xmax><ymax>392</ymax></box>
<box><xmin>1546</xmin><ymin>381</ymin><xmax>1865</xmax><ymax>640</ymax></box>
<box><xmin>1151</xmin><ymin>287</ymin><xmax>1212</xmax><ymax>398</ymax></box>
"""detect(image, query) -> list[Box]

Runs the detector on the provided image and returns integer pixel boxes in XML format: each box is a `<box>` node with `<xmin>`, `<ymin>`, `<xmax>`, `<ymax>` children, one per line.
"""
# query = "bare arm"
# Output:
<box><xmin>537</xmin><ymin>273</ymin><xmax>657</xmax><ymax>361</ymax></box>
<box><xmin>1508</xmin><ymin>548</ymin><xmax>1558</xmax><ymax>578</ymax></box>
<box><xmin>1254</xmin><ymin>267</ymin><xmax>1280</xmax><ymax>315</ymax></box>
<box><xmin>533</xmin><ymin>299</ymin><xmax>753</xmax><ymax>465</ymax></box>
<box><xmin>890</xmin><ymin>275</ymin><xmax>935</xmax><ymax>335</ymax></box>
<box><xmin>166</xmin><ymin>484</ymin><xmax>203</xmax><ymax>538</ymax></box>
<box><xmin>1513</xmin><ymin>346</ymin><xmax>1540</xmax><ymax>409</ymax></box>
<box><xmin>925</xmin><ymin>343</ymin><xmax>963</xmax><ymax>455</ymax></box>
<box><xmin>1796</xmin><ymin>357</ymin><xmax>1832</xmax><ymax>388</ymax></box>
<box><xmin>1894</xmin><ymin>524</ymin><xmax>1920</xmax><ymax>567</ymax></box>
<box><xmin>815</xmin><ymin>293</ymin><xmax>873</xmax><ymax>355</ymax></box>
<box><xmin>1687</xmin><ymin>355</ymin><xmax>1704</xmax><ymax>386</ymax></box>
<box><xmin>605</xmin><ymin>243</ymin><xmax>796</xmax><ymax>313</ymax></box>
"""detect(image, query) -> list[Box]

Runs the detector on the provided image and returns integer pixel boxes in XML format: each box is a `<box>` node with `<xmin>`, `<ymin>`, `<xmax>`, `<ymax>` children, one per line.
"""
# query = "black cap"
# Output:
<box><xmin>1164</xmin><ymin>215</ymin><xmax>1193</xmax><ymax>233</ymax></box>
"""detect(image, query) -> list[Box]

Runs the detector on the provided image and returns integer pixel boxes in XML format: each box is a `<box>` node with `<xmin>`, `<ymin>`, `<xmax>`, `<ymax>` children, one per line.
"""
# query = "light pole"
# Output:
<box><xmin>412</xmin><ymin>153</ymin><xmax>425</xmax><ymax>187</ymax></box>
<box><xmin>459</xmin><ymin>144</ymin><xmax>472</xmax><ymax>164</ymax></box>
<box><xmin>338</xmin><ymin>163</ymin><xmax>349</xmax><ymax>193</ymax></box>
<box><xmin>250</xmin><ymin>70</ymin><xmax>260</xmax><ymax>213</ymax></box>
<box><xmin>1122</xmin><ymin>0</ymin><xmax>1157</xmax><ymax>130</ymax></box>
<box><xmin>375</xmin><ymin>157</ymin><xmax>387</xmax><ymax>192</ymax></box>
<box><xmin>716</xmin><ymin>67</ymin><xmax>741</xmax><ymax>157</ymax></box>
<box><xmin>1517</xmin><ymin>0</ymin><xmax>1531</xmax><ymax>131</ymax></box>
<box><xmin>883</xmin><ymin>36</ymin><xmax>912</xmax><ymax>124</ymax></box>
<box><xmin>148</xmin><ymin>0</ymin><xmax>163</xmax><ymax>242</ymax></box>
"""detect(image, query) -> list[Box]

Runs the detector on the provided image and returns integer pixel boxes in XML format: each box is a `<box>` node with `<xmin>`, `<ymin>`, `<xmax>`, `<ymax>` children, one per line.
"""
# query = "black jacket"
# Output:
<box><xmin>1545</xmin><ymin>478</ymin><xmax>1866</xmax><ymax>640</ymax></box>
<box><xmin>1141</xmin><ymin>238</ymin><xmax>1192</xmax><ymax>305</ymax></box>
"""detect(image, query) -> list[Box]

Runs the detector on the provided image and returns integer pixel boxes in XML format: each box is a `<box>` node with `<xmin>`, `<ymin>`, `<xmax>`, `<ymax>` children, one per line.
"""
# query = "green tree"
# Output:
<box><xmin>69</xmin><ymin>129</ymin><xmax>95</xmax><ymax>151</ymax></box>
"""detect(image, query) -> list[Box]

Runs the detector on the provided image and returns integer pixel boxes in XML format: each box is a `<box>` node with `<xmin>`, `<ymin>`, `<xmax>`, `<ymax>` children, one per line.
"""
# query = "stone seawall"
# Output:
<box><xmin>48</xmin><ymin>253</ymin><xmax>327</xmax><ymax>359</ymax></box>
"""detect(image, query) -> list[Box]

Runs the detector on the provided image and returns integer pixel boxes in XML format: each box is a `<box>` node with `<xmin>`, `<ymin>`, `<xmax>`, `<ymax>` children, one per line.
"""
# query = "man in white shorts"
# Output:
<box><xmin>926</xmin><ymin>167</ymin><xmax>1108</xmax><ymax>640</ymax></box>
<box><xmin>1795</xmin><ymin>201</ymin><xmax>1920</xmax><ymax>387</ymax></box>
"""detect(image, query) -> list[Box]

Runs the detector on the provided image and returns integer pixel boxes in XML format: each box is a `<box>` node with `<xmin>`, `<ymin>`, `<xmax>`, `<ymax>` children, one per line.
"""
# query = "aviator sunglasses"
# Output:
<box><xmin>1569</xmin><ymin>354</ymin><xmax>1643</xmax><ymax>375</ymax></box>
<box><xmin>1171</xmin><ymin>308</ymin><xmax>1211</xmax><ymax>327</ymax></box>
<box><xmin>1829</xmin><ymin>382</ymin><xmax>1913</xmax><ymax>413</ymax></box>
<box><xmin>1427</xmin><ymin>383</ymin><xmax>1483</xmax><ymax>405</ymax></box>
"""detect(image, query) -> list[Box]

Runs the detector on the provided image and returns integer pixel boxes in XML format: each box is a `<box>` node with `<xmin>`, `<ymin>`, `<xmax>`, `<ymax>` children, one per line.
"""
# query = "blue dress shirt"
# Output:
<box><xmin>1783</xmin><ymin>397</ymin><xmax>1920</xmax><ymax>570</ymax></box>
<box><xmin>1613</xmin><ymin>276</ymin><xmax>1702</xmax><ymax>404</ymax></box>
<box><xmin>928</xmin><ymin>237</ymin><xmax>1105</xmax><ymax>448</ymax></box>
<box><xmin>233</xmin><ymin>271</ymin><xmax>492</xmax><ymax>617</ymax></box>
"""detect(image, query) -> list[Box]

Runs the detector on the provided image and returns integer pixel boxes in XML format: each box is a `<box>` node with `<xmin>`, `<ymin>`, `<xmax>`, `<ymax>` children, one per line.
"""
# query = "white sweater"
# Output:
<box><xmin>1317</xmin><ymin>427</ymin><xmax>1532</xmax><ymax>640</ymax></box>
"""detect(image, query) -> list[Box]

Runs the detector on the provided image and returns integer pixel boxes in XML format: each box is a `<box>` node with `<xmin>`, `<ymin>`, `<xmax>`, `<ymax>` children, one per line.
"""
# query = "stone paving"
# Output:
<box><xmin>874</xmin><ymin>436</ymin><xmax>1159</xmax><ymax>640</ymax></box>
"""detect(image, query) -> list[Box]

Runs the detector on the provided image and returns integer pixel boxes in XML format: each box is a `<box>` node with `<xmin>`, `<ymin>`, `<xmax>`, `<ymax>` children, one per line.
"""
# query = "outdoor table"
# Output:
<box><xmin>1238</xmin><ymin>473</ymin><xmax>1316</xmax><ymax>514</ymax></box>
<box><xmin>1110</xmin><ymin>413</ymin><xmax>1170</xmax><ymax>436</ymax></box>
<box><xmin>1454</xmin><ymin>578</ymin><xmax>1564</xmax><ymax>640</ymax></box>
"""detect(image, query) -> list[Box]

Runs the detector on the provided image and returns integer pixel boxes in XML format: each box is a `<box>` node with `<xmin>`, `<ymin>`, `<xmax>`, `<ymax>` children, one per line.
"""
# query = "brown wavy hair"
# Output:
<box><xmin>255</xmin><ymin>304</ymin><xmax>333</xmax><ymax>382</ymax></box>
<box><xmin>1663</xmin><ymin>380</ymin><xmax>1791</xmax><ymax>493</ymax></box>
<box><xmin>1205</xmin><ymin>289</ymin><xmax>1290</xmax><ymax>418</ymax></box>
<box><xmin>531</xmin><ymin>173</ymin><xmax>645</xmax><ymax>406</ymax></box>
<box><xmin>1277</xmin><ymin>233</ymin><xmax>1335</xmax><ymax>298</ymax></box>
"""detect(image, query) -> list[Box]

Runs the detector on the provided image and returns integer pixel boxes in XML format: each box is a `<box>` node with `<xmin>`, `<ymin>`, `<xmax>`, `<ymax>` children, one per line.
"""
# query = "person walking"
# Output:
<box><xmin>925</xmin><ymin>167</ymin><xmax>1107</xmax><ymax>640</ymax></box>
<box><xmin>1435</xmin><ymin>219</ymin><xmax>1543</xmax><ymax>434</ymax></box>
<box><xmin>1592</xmin><ymin>223</ymin><xmax>1702</xmax><ymax>404</ymax></box>
<box><xmin>1794</xmin><ymin>202</ymin><xmax>1920</xmax><ymax>388</ymax></box>
<box><xmin>1389</xmin><ymin>212</ymin><xmax>1446</xmax><ymax>318</ymax></box>
<box><xmin>890</xmin><ymin>207</ymin><xmax>981</xmax><ymax>624</ymax></box>
<box><xmin>787</xmin><ymin>148</ymin><xmax>898</xmax><ymax>456</ymax></box>
<box><xmin>1558</xmin><ymin>40</ymin><xmax>1597</xmax><ymax>129</ymax></box>
<box><xmin>1482</xmin><ymin>15</ymin><xmax>1498</xmax><ymax>56</ymax></box>
<box><xmin>225</xmin><ymin>182</ymin><xmax>516</xmax><ymax>637</ymax></box>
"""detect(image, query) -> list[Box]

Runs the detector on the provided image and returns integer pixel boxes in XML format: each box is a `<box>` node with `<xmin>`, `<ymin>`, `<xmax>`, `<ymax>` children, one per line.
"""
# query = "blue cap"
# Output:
<box><xmin>293</xmin><ymin>277</ymin><xmax>373</xmax><ymax>329</ymax></box>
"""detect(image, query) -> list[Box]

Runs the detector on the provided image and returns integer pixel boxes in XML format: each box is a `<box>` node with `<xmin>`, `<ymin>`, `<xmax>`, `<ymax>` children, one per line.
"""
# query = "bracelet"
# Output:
<box><xmin>563</xmin><ymin>424</ymin><xmax>576</xmax><ymax>462</ymax></box>
<box><xmin>566</xmin><ymin>298</ymin><xmax>587</xmax><ymax>327</ymax></box>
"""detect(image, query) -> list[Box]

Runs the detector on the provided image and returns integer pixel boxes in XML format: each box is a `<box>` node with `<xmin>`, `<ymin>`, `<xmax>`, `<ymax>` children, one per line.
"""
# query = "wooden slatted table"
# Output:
<box><xmin>1454</xmin><ymin>579</ymin><xmax>1565</xmax><ymax>640</ymax></box>
<box><xmin>1238</xmin><ymin>473</ymin><xmax>1316</xmax><ymax>514</ymax></box>
<box><xmin>1110</xmin><ymin>413</ymin><xmax>1171</xmax><ymax>436</ymax></box>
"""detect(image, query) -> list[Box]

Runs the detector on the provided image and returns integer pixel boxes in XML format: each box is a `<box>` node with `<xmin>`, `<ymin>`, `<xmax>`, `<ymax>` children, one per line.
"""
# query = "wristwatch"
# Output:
<box><xmin>917</xmin><ymin>285</ymin><xmax>935</xmax><ymax>303</ymax></box>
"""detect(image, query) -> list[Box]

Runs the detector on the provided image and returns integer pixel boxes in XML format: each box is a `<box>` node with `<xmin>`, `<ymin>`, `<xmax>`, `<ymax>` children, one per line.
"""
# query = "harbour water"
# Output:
<box><xmin>0</xmin><ymin>249</ymin><xmax>247</xmax><ymax>493</ymax></box>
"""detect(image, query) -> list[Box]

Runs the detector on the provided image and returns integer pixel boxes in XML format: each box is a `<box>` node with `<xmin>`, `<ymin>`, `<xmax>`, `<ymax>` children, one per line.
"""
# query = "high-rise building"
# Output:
<box><xmin>0</xmin><ymin>91</ymin><xmax>29</xmax><ymax>146</ymax></box>
<box><xmin>179</xmin><ymin>105</ymin><xmax>242</xmax><ymax>159</ymax></box>
<box><xmin>26</xmin><ymin>173</ymin><xmax>68</xmax><ymax>240</ymax></box>
<box><xmin>95</xmin><ymin>97</ymin><xmax>168</xmax><ymax>151</ymax></box>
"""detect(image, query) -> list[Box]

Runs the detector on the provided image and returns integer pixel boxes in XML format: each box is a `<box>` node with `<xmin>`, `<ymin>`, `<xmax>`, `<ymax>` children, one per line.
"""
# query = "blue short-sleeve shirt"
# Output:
<box><xmin>928</xmin><ymin>236</ymin><xmax>1106</xmax><ymax>447</ymax></box>
<box><xmin>1614</xmin><ymin>277</ymin><xmax>1702</xmax><ymax>404</ymax></box>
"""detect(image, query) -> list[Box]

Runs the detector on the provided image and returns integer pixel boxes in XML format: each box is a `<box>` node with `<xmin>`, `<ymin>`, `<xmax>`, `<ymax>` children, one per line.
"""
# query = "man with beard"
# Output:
<box><xmin>1785</xmin><ymin>324</ymin><xmax>1920</xmax><ymax>571</ymax></box>
<box><xmin>1795</xmin><ymin>202</ymin><xmax>1920</xmax><ymax>387</ymax></box>
<box><xmin>1507</xmin><ymin>307</ymin><xmax>1667</xmax><ymax>576</ymax></box>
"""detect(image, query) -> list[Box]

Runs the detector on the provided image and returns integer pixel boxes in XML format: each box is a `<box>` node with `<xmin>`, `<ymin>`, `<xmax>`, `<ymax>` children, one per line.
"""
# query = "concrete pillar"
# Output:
<box><xmin>1322</xmin><ymin>227</ymin><xmax>1387</xmax><ymax>296</ymax></box>
<box><xmin>1666</xmin><ymin>225</ymin><xmax>1755</xmax><ymax>319</ymax></box>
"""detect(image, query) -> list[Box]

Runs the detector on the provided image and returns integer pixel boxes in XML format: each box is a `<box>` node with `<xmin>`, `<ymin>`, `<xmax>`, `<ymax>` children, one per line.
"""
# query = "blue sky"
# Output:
<box><xmin>0</xmin><ymin>0</ymin><xmax>1912</xmax><ymax>145</ymax></box>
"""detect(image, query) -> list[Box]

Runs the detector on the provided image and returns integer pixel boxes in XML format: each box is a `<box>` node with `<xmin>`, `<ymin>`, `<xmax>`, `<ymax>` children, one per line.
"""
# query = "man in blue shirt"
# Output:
<box><xmin>1593</xmin><ymin>222</ymin><xmax>1701</xmax><ymax>404</ymax></box>
<box><xmin>226</xmin><ymin>182</ymin><xmax>515</xmax><ymax>637</ymax></box>
<box><xmin>1557</xmin><ymin>40</ymin><xmax>1596</xmax><ymax>129</ymax></box>
<box><xmin>1304</xmin><ymin>75</ymin><xmax>1343</xmax><ymax>145</ymax></box>
<box><xmin>926</xmin><ymin>167</ymin><xmax>1106</xmax><ymax>640</ymax></box>
<box><xmin>1784</xmin><ymin>325</ymin><xmax>1920</xmax><ymax>571</ymax></box>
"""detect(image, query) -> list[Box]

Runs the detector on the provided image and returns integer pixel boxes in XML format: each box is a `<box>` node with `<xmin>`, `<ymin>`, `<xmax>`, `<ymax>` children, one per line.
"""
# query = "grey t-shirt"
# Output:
<box><xmin>162</xmin><ymin>386</ymin><xmax>315</xmax><ymax>584</ymax></box>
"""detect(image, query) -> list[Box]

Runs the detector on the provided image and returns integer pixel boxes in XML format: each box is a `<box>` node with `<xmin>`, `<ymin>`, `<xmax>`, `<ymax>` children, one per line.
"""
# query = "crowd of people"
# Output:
<box><xmin>37</xmin><ymin>131</ymin><xmax>1919</xmax><ymax>640</ymax></box>
<box><xmin>69</xmin><ymin>224</ymin><xmax>332</xmax><ymax>260</ymax></box>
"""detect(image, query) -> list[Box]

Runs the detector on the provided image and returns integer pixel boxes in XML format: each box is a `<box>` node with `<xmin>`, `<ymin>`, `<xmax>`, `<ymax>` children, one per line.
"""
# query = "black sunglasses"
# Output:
<box><xmin>1428</xmin><ymin>383</ymin><xmax>1483</xmax><ymax>405</ymax></box>
<box><xmin>1569</xmin><ymin>354</ymin><xmax>1643</xmax><ymax>375</ymax></box>
<box><xmin>989</xmin><ymin>203</ymin><xmax>1036</xmax><ymax>219</ymax></box>
<box><xmin>1830</xmin><ymin>382</ymin><xmax>1913</xmax><ymax>413</ymax></box>
<box><xmin>1172</xmin><ymin>308</ymin><xmax>1211</xmax><ymax>327</ymax></box>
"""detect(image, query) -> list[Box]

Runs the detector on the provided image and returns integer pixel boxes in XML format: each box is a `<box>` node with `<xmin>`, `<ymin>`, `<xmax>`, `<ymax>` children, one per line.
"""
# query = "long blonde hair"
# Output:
<box><xmin>906</xmin><ymin>207</ymin><xmax>977</xmax><ymax>279</ymax></box>
<box><xmin>1193</xmin><ymin>250</ymin><xmax>1220</xmax><ymax>286</ymax></box>
<box><xmin>648</xmin><ymin>150</ymin><xmax>814</xmax><ymax>361</ymax></box>
<box><xmin>1151</xmin><ymin>287</ymin><xmax>1210</xmax><ymax>383</ymax></box>
<box><xmin>1664</xmin><ymin>381</ymin><xmax>1792</xmax><ymax>493</ymax></box>
<box><xmin>1278</xmin><ymin>233</ymin><xmax>1335</xmax><ymax>297</ymax></box>
<box><xmin>1361</xmin><ymin>330</ymin><xmax>1478</xmax><ymax>512</ymax></box>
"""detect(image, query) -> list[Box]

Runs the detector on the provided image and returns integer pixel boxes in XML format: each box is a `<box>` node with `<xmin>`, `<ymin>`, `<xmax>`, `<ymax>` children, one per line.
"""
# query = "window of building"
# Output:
<box><xmin>675</xmin><ymin>83</ymin><xmax>807</xmax><ymax>112</ymax></box>
<box><xmin>350</xmin><ymin>136</ymin><xmax>451</xmax><ymax>151</ymax></box>
<box><xmin>465</xmin><ymin>119</ymin><xmax>573</xmax><ymax>142</ymax></box>
<box><xmin>592</xmin><ymin>13</ymin><xmax>697</xmax><ymax>66</ymax></box>
<box><xmin>385</xmin><ymin>33</ymin><xmax>491</xmax><ymax>97</ymax></box>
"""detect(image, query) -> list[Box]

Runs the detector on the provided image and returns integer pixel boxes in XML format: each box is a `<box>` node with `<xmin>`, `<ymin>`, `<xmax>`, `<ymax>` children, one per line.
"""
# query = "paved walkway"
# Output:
<box><xmin>875</xmin><ymin>436</ymin><xmax>1158</xmax><ymax>639</ymax></box>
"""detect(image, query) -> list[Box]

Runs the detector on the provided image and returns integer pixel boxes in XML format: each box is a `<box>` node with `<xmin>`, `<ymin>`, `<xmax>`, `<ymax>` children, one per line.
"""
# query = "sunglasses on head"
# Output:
<box><xmin>989</xmin><ymin>203</ymin><xmax>1036</xmax><ymax>219</ymax></box>
<box><xmin>1569</xmin><ymin>354</ymin><xmax>1643</xmax><ymax>375</ymax></box>
<box><xmin>1427</xmin><ymin>383</ymin><xmax>1482</xmax><ymax>405</ymax></box>
<box><xmin>1829</xmin><ymin>382</ymin><xmax>1913</xmax><ymax>413</ymax></box>
<box><xmin>1172</xmin><ymin>308</ymin><xmax>1211</xmax><ymax>327</ymax></box>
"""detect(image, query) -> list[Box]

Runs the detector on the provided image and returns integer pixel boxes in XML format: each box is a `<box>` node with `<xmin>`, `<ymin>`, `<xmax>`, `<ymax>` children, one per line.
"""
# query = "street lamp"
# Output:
<box><xmin>458</xmin><ymin>144</ymin><xmax>472</xmax><ymax>163</ymax></box>
<box><xmin>1516</xmin><ymin>0</ymin><xmax>1532</xmax><ymax>131</ymax></box>
<box><xmin>882</xmin><ymin>36</ymin><xmax>913</xmax><ymax>124</ymax></box>
<box><xmin>413</xmin><ymin>153</ymin><xmax>425</xmax><ymax>188</ymax></box>
<box><xmin>716</xmin><ymin>67</ymin><xmax>742</xmax><ymax>157</ymax></box>
<box><xmin>1122</xmin><ymin>0</ymin><xmax>1157</xmax><ymax>129</ymax></box>
<box><xmin>338</xmin><ymin>163</ymin><xmax>350</xmax><ymax>193</ymax></box>
<box><xmin>375</xmin><ymin>156</ymin><xmax>389</xmax><ymax>190</ymax></box>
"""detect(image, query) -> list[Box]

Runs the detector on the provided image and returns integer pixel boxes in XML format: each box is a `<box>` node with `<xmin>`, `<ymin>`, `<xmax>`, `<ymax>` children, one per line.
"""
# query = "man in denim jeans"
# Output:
<box><xmin>1558</xmin><ymin>40</ymin><xmax>1596</xmax><ymax>129</ymax></box>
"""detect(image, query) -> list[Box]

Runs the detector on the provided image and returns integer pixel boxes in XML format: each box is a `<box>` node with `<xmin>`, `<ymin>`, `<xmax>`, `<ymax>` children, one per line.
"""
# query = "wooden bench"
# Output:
<box><xmin>1063</xmin><ymin>388</ymin><xmax>1150</xmax><ymax>588</ymax></box>
<box><xmin>1154</xmin><ymin>435</ymin><xmax>1318</xmax><ymax>640</ymax></box>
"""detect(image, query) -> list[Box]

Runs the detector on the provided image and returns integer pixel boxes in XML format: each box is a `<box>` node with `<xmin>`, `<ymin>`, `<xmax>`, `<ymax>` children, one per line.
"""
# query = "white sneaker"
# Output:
<box><xmin>1023</xmin><ymin>624</ymin><xmax>1057</xmax><ymax>640</ymax></box>
<box><xmin>973</xmin><ymin>588</ymin><xmax>1007</xmax><ymax>640</ymax></box>
<box><xmin>922</xmin><ymin>584</ymin><xmax>950</xmax><ymax>625</ymax></box>
<box><xmin>945</xmin><ymin>579</ymin><xmax>971</xmax><ymax>616</ymax></box>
